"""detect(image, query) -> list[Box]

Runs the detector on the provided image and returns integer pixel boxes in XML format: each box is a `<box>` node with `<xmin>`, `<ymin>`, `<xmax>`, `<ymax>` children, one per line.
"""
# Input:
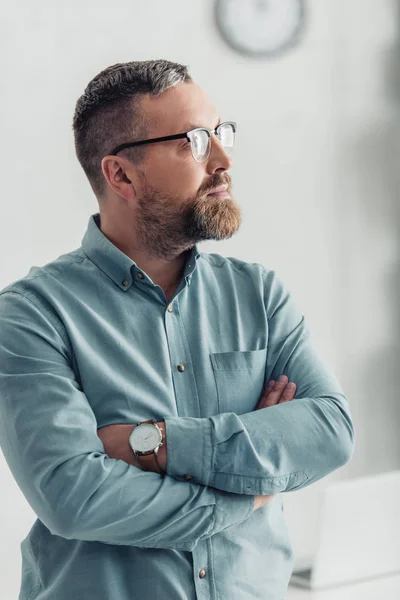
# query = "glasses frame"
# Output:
<box><xmin>109</xmin><ymin>120</ymin><xmax>237</xmax><ymax>162</ymax></box>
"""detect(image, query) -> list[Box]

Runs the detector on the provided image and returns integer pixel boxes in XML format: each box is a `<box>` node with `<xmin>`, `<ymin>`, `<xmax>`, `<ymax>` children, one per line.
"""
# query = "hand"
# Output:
<box><xmin>255</xmin><ymin>375</ymin><xmax>296</xmax><ymax>410</ymax></box>
<box><xmin>253</xmin><ymin>374</ymin><xmax>297</xmax><ymax>511</ymax></box>
<box><xmin>253</xmin><ymin>494</ymin><xmax>278</xmax><ymax>511</ymax></box>
<box><xmin>97</xmin><ymin>423</ymin><xmax>140</xmax><ymax>468</ymax></box>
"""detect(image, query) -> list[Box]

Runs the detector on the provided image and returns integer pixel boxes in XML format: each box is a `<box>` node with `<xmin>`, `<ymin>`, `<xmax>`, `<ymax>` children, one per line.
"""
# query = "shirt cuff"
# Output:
<box><xmin>164</xmin><ymin>415</ymin><xmax>213</xmax><ymax>486</ymax></box>
<box><xmin>211</xmin><ymin>488</ymin><xmax>255</xmax><ymax>533</ymax></box>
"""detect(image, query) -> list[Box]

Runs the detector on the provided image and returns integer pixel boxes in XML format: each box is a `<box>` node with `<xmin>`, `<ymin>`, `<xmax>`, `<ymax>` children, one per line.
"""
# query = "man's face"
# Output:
<box><xmin>110</xmin><ymin>81</ymin><xmax>242</xmax><ymax>259</ymax></box>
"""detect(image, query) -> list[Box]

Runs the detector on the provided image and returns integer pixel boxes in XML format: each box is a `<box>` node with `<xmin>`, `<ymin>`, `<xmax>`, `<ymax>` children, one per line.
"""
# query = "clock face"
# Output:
<box><xmin>131</xmin><ymin>423</ymin><xmax>161</xmax><ymax>452</ymax></box>
<box><xmin>215</xmin><ymin>0</ymin><xmax>306</xmax><ymax>58</ymax></box>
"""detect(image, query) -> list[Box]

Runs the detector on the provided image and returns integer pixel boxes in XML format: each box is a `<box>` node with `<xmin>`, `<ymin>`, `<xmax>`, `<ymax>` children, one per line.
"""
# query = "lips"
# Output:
<box><xmin>207</xmin><ymin>185</ymin><xmax>229</xmax><ymax>195</ymax></box>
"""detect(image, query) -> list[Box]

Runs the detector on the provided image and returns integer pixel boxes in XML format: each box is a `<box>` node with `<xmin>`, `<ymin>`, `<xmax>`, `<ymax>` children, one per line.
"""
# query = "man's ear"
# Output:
<box><xmin>101</xmin><ymin>156</ymin><xmax>135</xmax><ymax>200</ymax></box>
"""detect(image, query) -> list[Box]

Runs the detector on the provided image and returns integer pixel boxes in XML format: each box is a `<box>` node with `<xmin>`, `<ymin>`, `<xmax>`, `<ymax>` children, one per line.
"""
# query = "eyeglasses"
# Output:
<box><xmin>109</xmin><ymin>121</ymin><xmax>236</xmax><ymax>163</ymax></box>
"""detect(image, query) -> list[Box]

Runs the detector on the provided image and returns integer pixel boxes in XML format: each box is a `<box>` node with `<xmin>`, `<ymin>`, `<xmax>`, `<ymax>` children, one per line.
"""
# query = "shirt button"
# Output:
<box><xmin>177</xmin><ymin>363</ymin><xmax>185</xmax><ymax>372</ymax></box>
<box><xmin>122</xmin><ymin>279</ymin><xmax>129</xmax><ymax>287</ymax></box>
<box><xmin>184</xmin><ymin>473</ymin><xmax>193</xmax><ymax>480</ymax></box>
<box><xmin>199</xmin><ymin>569</ymin><xmax>206</xmax><ymax>578</ymax></box>
<box><xmin>137</xmin><ymin>273</ymin><xmax>144</xmax><ymax>279</ymax></box>
<box><xmin>167</xmin><ymin>305</ymin><xmax>173</xmax><ymax>312</ymax></box>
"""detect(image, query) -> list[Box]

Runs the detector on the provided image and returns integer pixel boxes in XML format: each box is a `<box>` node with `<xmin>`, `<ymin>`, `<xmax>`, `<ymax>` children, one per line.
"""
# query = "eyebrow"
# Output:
<box><xmin>181</xmin><ymin>116</ymin><xmax>221</xmax><ymax>132</ymax></box>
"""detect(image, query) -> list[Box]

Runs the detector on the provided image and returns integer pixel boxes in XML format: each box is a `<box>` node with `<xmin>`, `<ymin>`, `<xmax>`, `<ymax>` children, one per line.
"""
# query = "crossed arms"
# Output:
<box><xmin>0</xmin><ymin>271</ymin><xmax>355</xmax><ymax>552</ymax></box>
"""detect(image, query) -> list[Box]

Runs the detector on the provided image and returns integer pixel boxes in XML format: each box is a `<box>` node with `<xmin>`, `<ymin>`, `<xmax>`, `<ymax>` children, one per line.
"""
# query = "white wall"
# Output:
<box><xmin>1</xmin><ymin>0</ymin><xmax>400</xmax><ymax>596</ymax></box>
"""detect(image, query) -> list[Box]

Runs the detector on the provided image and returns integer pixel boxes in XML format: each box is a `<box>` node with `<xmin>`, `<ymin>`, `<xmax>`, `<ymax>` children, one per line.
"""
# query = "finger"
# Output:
<box><xmin>264</xmin><ymin>376</ymin><xmax>288</xmax><ymax>406</ymax></box>
<box><xmin>279</xmin><ymin>382</ymin><xmax>296</xmax><ymax>403</ymax></box>
<box><xmin>255</xmin><ymin>379</ymin><xmax>275</xmax><ymax>409</ymax></box>
<box><xmin>266</xmin><ymin>379</ymin><xmax>275</xmax><ymax>393</ymax></box>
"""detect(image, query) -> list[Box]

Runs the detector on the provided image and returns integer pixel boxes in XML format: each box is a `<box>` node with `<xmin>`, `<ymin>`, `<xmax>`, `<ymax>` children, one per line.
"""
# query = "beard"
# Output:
<box><xmin>133</xmin><ymin>175</ymin><xmax>243</xmax><ymax>260</ymax></box>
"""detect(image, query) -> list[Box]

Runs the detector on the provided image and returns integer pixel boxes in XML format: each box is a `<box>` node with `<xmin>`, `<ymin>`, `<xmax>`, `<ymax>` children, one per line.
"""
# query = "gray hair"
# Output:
<box><xmin>72</xmin><ymin>59</ymin><xmax>193</xmax><ymax>201</ymax></box>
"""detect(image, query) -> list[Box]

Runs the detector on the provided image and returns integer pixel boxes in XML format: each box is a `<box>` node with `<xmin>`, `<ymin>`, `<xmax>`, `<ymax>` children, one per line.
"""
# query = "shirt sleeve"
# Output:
<box><xmin>0</xmin><ymin>290</ymin><xmax>254</xmax><ymax>552</ymax></box>
<box><xmin>165</xmin><ymin>269</ymin><xmax>356</xmax><ymax>495</ymax></box>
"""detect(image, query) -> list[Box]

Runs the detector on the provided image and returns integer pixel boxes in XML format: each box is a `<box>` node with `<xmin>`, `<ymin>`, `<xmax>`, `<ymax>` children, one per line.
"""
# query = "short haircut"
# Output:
<box><xmin>72</xmin><ymin>59</ymin><xmax>193</xmax><ymax>200</ymax></box>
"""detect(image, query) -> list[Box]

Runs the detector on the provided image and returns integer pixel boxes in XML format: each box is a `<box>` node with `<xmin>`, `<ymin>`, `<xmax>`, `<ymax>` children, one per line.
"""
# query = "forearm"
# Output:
<box><xmin>103</xmin><ymin>392</ymin><xmax>353</xmax><ymax>494</ymax></box>
<box><xmin>101</xmin><ymin>375</ymin><xmax>354</xmax><ymax>496</ymax></box>
<box><xmin>164</xmin><ymin>392</ymin><xmax>354</xmax><ymax>495</ymax></box>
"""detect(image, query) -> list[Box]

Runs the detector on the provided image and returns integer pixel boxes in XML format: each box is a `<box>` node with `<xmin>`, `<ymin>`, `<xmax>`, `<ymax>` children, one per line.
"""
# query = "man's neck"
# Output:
<box><xmin>99</xmin><ymin>214</ymin><xmax>189</xmax><ymax>289</ymax></box>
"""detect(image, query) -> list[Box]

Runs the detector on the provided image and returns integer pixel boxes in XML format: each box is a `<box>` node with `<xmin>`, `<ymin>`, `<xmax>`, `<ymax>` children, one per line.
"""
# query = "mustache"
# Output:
<box><xmin>201</xmin><ymin>175</ymin><xmax>231</xmax><ymax>195</ymax></box>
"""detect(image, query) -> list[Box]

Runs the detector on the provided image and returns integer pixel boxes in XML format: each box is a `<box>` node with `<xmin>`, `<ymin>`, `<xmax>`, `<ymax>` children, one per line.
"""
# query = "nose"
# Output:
<box><xmin>206</xmin><ymin>134</ymin><xmax>233</xmax><ymax>174</ymax></box>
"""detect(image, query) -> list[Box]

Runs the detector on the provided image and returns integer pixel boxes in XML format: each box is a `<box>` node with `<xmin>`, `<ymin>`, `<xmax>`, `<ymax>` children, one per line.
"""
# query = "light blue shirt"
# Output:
<box><xmin>0</xmin><ymin>213</ymin><xmax>355</xmax><ymax>600</ymax></box>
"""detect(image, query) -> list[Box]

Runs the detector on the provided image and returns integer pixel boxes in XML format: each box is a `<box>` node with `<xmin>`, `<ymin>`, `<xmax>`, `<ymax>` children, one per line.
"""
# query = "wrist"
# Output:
<box><xmin>156</xmin><ymin>420</ymin><xmax>167</xmax><ymax>472</ymax></box>
<box><xmin>130</xmin><ymin>420</ymin><xmax>167</xmax><ymax>474</ymax></box>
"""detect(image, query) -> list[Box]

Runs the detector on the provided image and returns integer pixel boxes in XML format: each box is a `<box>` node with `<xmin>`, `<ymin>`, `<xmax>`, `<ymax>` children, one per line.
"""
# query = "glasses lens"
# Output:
<box><xmin>218</xmin><ymin>123</ymin><xmax>235</xmax><ymax>156</ymax></box>
<box><xmin>191</xmin><ymin>130</ymin><xmax>210</xmax><ymax>161</ymax></box>
<box><xmin>190</xmin><ymin>123</ymin><xmax>236</xmax><ymax>162</ymax></box>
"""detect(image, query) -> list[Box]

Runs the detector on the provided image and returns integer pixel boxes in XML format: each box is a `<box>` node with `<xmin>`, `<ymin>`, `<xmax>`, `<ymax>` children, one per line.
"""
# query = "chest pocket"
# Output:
<box><xmin>210</xmin><ymin>348</ymin><xmax>267</xmax><ymax>415</ymax></box>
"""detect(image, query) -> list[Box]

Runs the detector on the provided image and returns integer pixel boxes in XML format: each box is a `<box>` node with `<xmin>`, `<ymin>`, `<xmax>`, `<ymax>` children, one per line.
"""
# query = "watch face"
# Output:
<box><xmin>130</xmin><ymin>423</ymin><xmax>162</xmax><ymax>453</ymax></box>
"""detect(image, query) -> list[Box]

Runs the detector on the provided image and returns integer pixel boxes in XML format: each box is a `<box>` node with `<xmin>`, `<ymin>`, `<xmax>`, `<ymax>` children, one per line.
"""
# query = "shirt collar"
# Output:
<box><xmin>81</xmin><ymin>213</ymin><xmax>201</xmax><ymax>291</ymax></box>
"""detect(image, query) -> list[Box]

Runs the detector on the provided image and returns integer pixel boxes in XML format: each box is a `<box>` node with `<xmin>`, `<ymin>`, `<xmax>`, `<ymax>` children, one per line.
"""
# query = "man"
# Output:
<box><xmin>0</xmin><ymin>59</ymin><xmax>355</xmax><ymax>600</ymax></box>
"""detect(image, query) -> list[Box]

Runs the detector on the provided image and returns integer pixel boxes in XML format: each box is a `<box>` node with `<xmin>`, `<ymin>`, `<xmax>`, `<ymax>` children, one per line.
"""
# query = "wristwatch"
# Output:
<box><xmin>128</xmin><ymin>419</ymin><xmax>165</xmax><ymax>475</ymax></box>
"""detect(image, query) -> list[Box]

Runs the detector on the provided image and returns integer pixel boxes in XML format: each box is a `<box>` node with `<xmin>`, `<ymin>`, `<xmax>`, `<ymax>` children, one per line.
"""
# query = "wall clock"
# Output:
<box><xmin>214</xmin><ymin>0</ymin><xmax>307</xmax><ymax>58</ymax></box>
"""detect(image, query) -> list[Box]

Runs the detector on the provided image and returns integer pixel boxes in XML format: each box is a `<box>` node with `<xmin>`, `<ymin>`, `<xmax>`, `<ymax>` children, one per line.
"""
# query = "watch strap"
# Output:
<box><xmin>138</xmin><ymin>451</ymin><xmax>164</xmax><ymax>475</ymax></box>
